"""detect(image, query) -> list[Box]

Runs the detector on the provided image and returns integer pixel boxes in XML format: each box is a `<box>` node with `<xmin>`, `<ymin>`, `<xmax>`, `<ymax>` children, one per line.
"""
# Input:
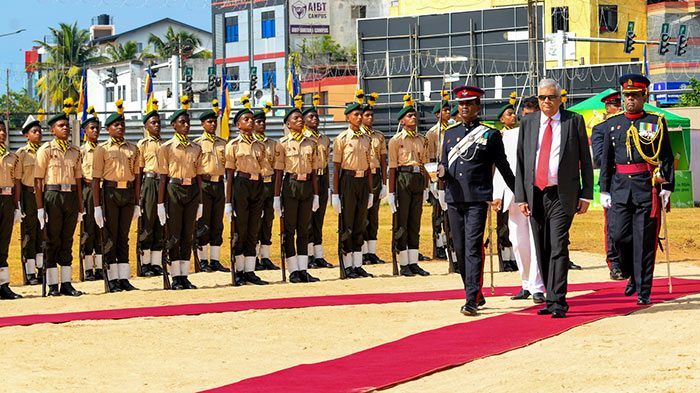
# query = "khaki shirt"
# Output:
<box><xmin>274</xmin><ymin>134</ymin><xmax>318</xmax><ymax>174</ymax></box>
<box><xmin>137</xmin><ymin>135</ymin><xmax>163</xmax><ymax>173</ymax></box>
<box><xmin>388</xmin><ymin>130</ymin><xmax>428</xmax><ymax>169</ymax></box>
<box><xmin>224</xmin><ymin>135</ymin><xmax>266</xmax><ymax>175</ymax></box>
<box><xmin>332</xmin><ymin>128</ymin><xmax>371</xmax><ymax>171</ymax></box>
<box><xmin>364</xmin><ymin>127</ymin><xmax>387</xmax><ymax>170</ymax></box>
<box><xmin>92</xmin><ymin>139</ymin><xmax>140</xmax><ymax>182</ymax></box>
<box><xmin>34</xmin><ymin>139</ymin><xmax>82</xmax><ymax>185</ymax></box>
<box><xmin>193</xmin><ymin>133</ymin><xmax>227</xmax><ymax>177</ymax></box>
<box><xmin>306</xmin><ymin>129</ymin><xmax>331</xmax><ymax>169</ymax></box>
<box><xmin>157</xmin><ymin>137</ymin><xmax>203</xmax><ymax>178</ymax></box>
<box><xmin>255</xmin><ymin>135</ymin><xmax>277</xmax><ymax>177</ymax></box>
<box><xmin>15</xmin><ymin>145</ymin><xmax>38</xmax><ymax>187</ymax></box>
<box><xmin>80</xmin><ymin>143</ymin><xmax>97</xmax><ymax>181</ymax></box>
<box><xmin>425</xmin><ymin>123</ymin><xmax>442</xmax><ymax>161</ymax></box>
<box><xmin>0</xmin><ymin>150</ymin><xmax>18</xmax><ymax>189</ymax></box>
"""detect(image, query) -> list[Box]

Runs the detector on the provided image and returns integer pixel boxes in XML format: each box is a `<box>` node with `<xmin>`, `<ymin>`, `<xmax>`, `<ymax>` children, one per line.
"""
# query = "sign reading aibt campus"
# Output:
<box><xmin>289</xmin><ymin>0</ymin><xmax>329</xmax><ymax>34</ymax></box>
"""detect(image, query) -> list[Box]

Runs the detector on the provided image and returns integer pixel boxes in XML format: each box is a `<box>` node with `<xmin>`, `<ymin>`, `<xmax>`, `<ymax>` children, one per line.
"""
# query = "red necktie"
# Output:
<box><xmin>535</xmin><ymin>118</ymin><xmax>552</xmax><ymax>190</ymax></box>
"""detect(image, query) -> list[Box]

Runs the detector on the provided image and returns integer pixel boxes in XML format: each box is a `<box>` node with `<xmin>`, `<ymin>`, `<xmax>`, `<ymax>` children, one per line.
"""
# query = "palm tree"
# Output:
<box><xmin>106</xmin><ymin>40</ymin><xmax>149</xmax><ymax>62</ymax></box>
<box><xmin>31</xmin><ymin>22</ymin><xmax>106</xmax><ymax>109</ymax></box>
<box><xmin>148</xmin><ymin>26</ymin><xmax>204</xmax><ymax>59</ymax></box>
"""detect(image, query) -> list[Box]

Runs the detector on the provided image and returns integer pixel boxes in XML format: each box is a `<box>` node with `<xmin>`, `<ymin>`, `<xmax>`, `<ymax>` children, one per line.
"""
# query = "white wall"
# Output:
<box><xmin>107</xmin><ymin>21</ymin><xmax>212</xmax><ymax>55</ymax></box>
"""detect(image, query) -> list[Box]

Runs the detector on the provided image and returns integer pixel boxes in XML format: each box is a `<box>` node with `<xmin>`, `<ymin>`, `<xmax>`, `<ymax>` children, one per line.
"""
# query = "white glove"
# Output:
<box><xmin>312</xmin><ymin>195</ymin><xmax>320</xmax><ymax>212</ymax></box>
<box><xmin>430</xmin><ymin>182</ymin><xmax>438</xmax><ymax>199</ymax></box>
<box><xmin>438</xmin><ymin>190</ymin><xmax>448</xmax><ymax>211</ymax></box>
<box><xmin>157</xmin><ymin>203</ymin><xmax>167</xmax><ymax>226</ymax></box>
<box><xmin>332</xmin><ymin>194</ymin><xmax>341</xmax><ymax>215</ymax></box>
<box><xmin>78</xmin><ymin>211</ymin><xmax>84</xmax><ymax>223</ymax></box>
<box><xmin>132</xmin><ymin>205</ymin><xmax>141</xmax><ymax>221</ymax></box>
<box><xmin>600</xmin><ymin>192</ymin><xmax>612</xmax><ymax>209</ymax></box>
<box><xmin>388</xmin><ymin>193</ymin><xmax>397</xmax><ymax>214</ymax></box>
<box><xmin>94</xmin><ymin>206</ymin><xmax>104</xmax><ymax>228</ymax></box>
<box><xmin>367</xmin><ymin>193</ymin><xmax>374</xmax><ymax>209</ymax></box>
<box><xmin>379</xmin><ymin>185</ymin><xmax>387</xmax><ymax>199</ymax></box>
<box><xmin>196</xmin><ymin>203</ymin><xmax>203</xmax><ymax>221</ymax></box>
<box><xmin>423</xmin><ymin>189</ymin><xmax>429</xmax><ymax>203</ymax></box>
<box><xmin>273</xmin><ymin>196</ymin><xmax>282</xmax><ymax>217</ymax></box>
<box><xmin>660</xmin><ymin>189</ymin><xmax>671</xmax><ymax>208</ymax></box>
<box><xmin>37</xmin><ymin>208</ymin><xmax>46</xmax><ymax>229</ymax></box>
<box><xmin>224</xmin><ymin>203</ymin><xmax>233</xmax><ymax>222</ymax></box>
<box><xmin>13</xmin><ymin>209</ymin><xmax>21</xmax><ymax>226</ymax></box>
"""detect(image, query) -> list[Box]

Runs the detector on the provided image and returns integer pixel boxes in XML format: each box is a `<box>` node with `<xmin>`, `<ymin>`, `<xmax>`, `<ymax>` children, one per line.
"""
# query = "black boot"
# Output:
<box><xmin>262</xmin><ymin>258</ymin><xmax>280</xmax><ymax>270</ymax></box>
<box><xmin>119</xmin><ymin>279</ymin><xmax>138</xmax><ymax>291</ymax></box>
<box><xmin>435</xmin><ymin>247</ymin><xmax>447</xmax><ymax>260</ymax></box>
<box><xmin>181</xmin><ymin>276</ymin><xmax>197</xmax><ymax>289</ymax></box>
<box><xmin>209</xmin><ymin>260</ymin><xmax>231</xmax><ymax>272</ymax></box>
<box><xmin>84</xmin><ymin>270</ymin><xmax>96</xmax><ymax>281</ymax></box>
<box><xmin>307</xmin><ymin>258</ymin><xmax>318</xmax><ymax>269</ymax></box>
<box><xmin>171</xmin><ymin>276</ymin><xmax>185</xmax><ymax>290</ymax></box>
<box><xmin>354</xmin><ymin>266</ymin><xmax>373</xmax><ymax>278</ymax></box>
<box><xmin>26</xmin><ymin>273</ymin><xmax>39</xmax><ymax>285</ymax></box>
<box><xmin>198</xmin><ymin>260</ymin><xmax>213</xmax><ymax>273</ymax></box>
<box><xmin>0</xmin><ymin>283</ymin><xmax>22</xmax><ymax>299</ymax></box>
<box><xmin>142</xmin><ymin>265</ymin><xmax>155</xmax><ymax>277</ymax></box>
<box><xmin>314</xmin><ymin>258</ymin><xmax>333</xmax><ymax>268</ymax></box>
<box><xmin>108</xmin><ymin>280</ymin><xmax>123</xmax><ymax>293</ymax></box>
<box><xmin>299</xmin><ymin>270</ymin><xmax>320</xmax><ymax>282</ymax></box>
<box><xmin>94</xmin><ymin>269</ymin><xmax>104</xmax><ymax>280</ymax></box>
<box><xmin>47</xmin><ymin>284</ymin><xmax>60</xmax><ymax>296</ymax></box>
<box><xmin>399</xmin><ymin>265</ymin><xmax>415</xmax><ymax>277</ymax></box>
<box><xmin>362</xmin><ymin>253</ymin><xmax>374</xmax><ymax>265</ymax></box>
<box><xmin>233</xmin><ymin>271</ymin><xmax>246</xmax><ymax>286</ymax></box>
<box><xmin>255</xmin><ymin>257</ymin><xmax>266</xmax><ymax>271</ymax></box>
<box><xmin>373</xmin><ymin>254</ymin><xmax>386</xmax><ymax>264</ymax></box>
<box><xmin>418</xmin><ymin>253</ymin><xmax>430</xmax><ymax>261</ymax></box>
<box><xmin>289</xmin><ymin>270</ymin><xmax>303</xmax><ymax>283</ymax></box>
<box><xmin>409</xmin><ymin>264</ymin><xmax>430</xmax><ymax>276</ymax></box>
<box><xmin>244</xmin><ymin>271</ymin><xmax>269</xmax><ymax>285</ymax></box>
<box><xmin>36</xmin><ymin>268</ymin><xmax>44</xmax><ymax>284</ymax></box>
<box><xmin>150</xmin><ymin>264</ymin><xmax>163</xmax><ymax>276</ymax></box>
<box><xmin>59</xmin><ymin>282</ymin><xmax>83</xmax><ymax>297</ymax></box>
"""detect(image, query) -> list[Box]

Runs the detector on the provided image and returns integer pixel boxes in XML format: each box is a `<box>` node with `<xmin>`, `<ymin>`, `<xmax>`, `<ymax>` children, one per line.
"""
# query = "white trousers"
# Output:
<box><xmin>507</xmin><ymin>200</ymin><xmax>544</xmax><ymax>294</ymax></box>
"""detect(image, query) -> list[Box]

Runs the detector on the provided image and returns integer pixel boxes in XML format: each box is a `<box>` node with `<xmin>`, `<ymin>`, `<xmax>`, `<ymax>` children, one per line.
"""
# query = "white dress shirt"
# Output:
<box><xmin>492</xmin><ymin>126</ymin><xmax>519</xmax><ymax>211</ymax></box>
<box><xmin>535</xmin><ymin>110</ymin><xmax>561</xmax><ymax>187</ymax></box>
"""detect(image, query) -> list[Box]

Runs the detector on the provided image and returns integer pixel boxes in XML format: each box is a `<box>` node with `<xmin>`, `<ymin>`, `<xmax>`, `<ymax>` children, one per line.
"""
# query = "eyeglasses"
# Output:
<box><xmin>537</xmin><ymin>95</ymin><xmax>560</xmax><ymax>101</ymax></box>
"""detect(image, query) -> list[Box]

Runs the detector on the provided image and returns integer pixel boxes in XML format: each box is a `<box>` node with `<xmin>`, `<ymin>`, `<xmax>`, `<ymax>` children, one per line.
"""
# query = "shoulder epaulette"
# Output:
<box><xmin>606</xmin><ymin>111</ymin><xmax>625</xmax><ymax>120</ymax></box>
<box><xmin>480</xmin><ymin>122</ymin><xmax>499</xmax><ymax>130</ymax></box>
<box><xmin>646</xmin><ymin>111</ymin><xmax>666</xmax><ymax>120</ymax></box>
<box><xmin>445</xmin><ymin>122</ymin><xmax>462</xmax><ymax>130</ymax></box>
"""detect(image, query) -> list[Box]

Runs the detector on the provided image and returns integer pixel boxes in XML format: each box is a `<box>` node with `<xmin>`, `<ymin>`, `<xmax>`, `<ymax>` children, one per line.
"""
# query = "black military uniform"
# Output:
<box><xmin>438</xmin><ymin>86</ymin><xmax>514</xmax><ymax>315</ymax></box>
<box><xmin>599</xmin><ymin>75</ymin><xmax>675</xmax><ymax>305</ymax></box>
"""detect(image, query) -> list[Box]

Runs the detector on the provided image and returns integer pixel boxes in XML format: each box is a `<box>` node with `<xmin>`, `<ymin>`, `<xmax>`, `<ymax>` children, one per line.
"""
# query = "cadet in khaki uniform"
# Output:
<box><xmin>137</xmin><ymin>110</ymin><xmax>164</xmax><ymax>276</ymax></box>
<box><xmin>16</xmin><ymin>117</ymin><xmax>44</xmax><ymax>285</ymax></box>
<box><xmin>273</xmin><ymin>107</ymin><xmax>321</xmax><ymax>283</ymax></box>
<box><xmin>253</xmin><ymin>103</ymin><xmax>280</xmax><ymax>271</ymax></box>
<box><xmin>425</xmin><ymin>98</ymin><xmax>451</xmax><ymax>261</ymax></box>
<box><xmin>34</xmin><ymin>112</ymin><xmax>84</xmax><ymax>297</ymax></box>
<box><xmin>387</xmin><ymin>99</ymin><xmax>431</xmax><ymax>277</ymax></box>
<box><xmin>0</xmin><ymin>121</ymin><xmax>22</xmax><ymax>299</ymax></box>
<box><xmin>193</xmin><ymin>108</ymin><xmax>230</xmax><ymax>273</ymax></box>
<box><xmin>92</xmin><ymin>111</ymin><xmax>141</xmax><ymax>292</ymax></box>
<box><xmin>157</xmin><ymin>106</ymin><xmax>203</xmax><ymax>290</ymax></box>
<box><xmin>331</xmin><ymin>100</ymin><xmax>374</xmax><ymax>279</ymax></box>
<box><xmin>360</xmin><ymin>95</ymin><xmax>387</xmax><ymax>265</ymax></box>
<box><xmin>79</xmin><ymin>110</ymin><xmax>104</xmax><ymax>281</ymax></box>
<box><xmin>302</xmin><ymin>101</ymin><xmax>333</xmax><ymax>269</ymax></box>
<box><xmin>225</xmin><ymin>106</ymin><xmax>268</xmax><ymax>285</ymax></box>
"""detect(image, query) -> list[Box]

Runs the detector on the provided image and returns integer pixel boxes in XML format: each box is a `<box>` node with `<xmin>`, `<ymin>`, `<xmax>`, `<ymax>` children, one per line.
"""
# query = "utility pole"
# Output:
<box><xmin>527</xmin><ymin>0</ymin><xmax>538</xmax><ymax>95</ymax></box>
<box><xmin>5</xmin><ymin>69</ymin><xmax>10</xmax><ymax>123</ymax></box>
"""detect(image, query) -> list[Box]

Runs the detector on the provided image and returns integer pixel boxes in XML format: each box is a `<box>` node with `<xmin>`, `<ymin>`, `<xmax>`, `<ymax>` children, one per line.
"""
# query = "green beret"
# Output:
<box><xmin>199</xmin><ymin>110</ymin><xmax>218</xmax><ymax>122</ymax></box>
<box><xmin>253</xmin><ymin>111</ymin><xmax>267</xmax><ymax>120</ymax></box>
<box><xmin>22</xmin><ymin>120</ymin><xmax>41</xmax><ymax>134</ymax></box>
<box><xmin>47</xmin><ymin>112</ymin><xmax>68</xmax><ymax>127</ymax></box>
<box><xmin>233</xmin><ymin>108</ymin><xmax>253</xmax><ymax>124</ymax></box>
<box><xmin>301</xmin><ymin>107</ymin><xmax>317</xmax><ymax>116</ymax></box>
<box><xmin>450</xmin><ymin>106</ymin><xmax>459</xmax><ymax>117</ymax></box>
<box><xmin>397</xmin><ymin>106</ymin><xmax>416</xmax><ymax>121</ymax></box>
<box><xmin>283</xmin><ymin>108</ymin><xmax>301</xmax><ymax>123</ymax></box>
<box><xmin>80</xmin><ymin>117</ymin><xmax>100</xmax><ymax>129</ymax></box>
<box><xmin>104</xmin><ymin>113</ymin><xmax>124</xmax><ymax>127</ymax></box>
<box><xmin>362</xmin><ymin>104</ymin><xmax>374</xmax><ymax>113</ymax></box>
<box><xmin>496</xmin><ymin>104</ymin><xmax>514</xmax><ymax>121</ymax></box>
<box><xmin>344</xmin><ymin>102</ymin><xmax>362</xmax><ymax>115</ymax></box>
<box><xmin>142</xmin><ymin>110</ymin><xmax>160</xmax><ymax>125</ymax></box>
<box><xmin>169</xmin><ymin>109</ymin><xmax>188</xmax><ymax>123</ymax></box>
<box><xmin>432</xmin><ymin>100</ymin><xmax>449</xmax><ymax>114</ymax></box>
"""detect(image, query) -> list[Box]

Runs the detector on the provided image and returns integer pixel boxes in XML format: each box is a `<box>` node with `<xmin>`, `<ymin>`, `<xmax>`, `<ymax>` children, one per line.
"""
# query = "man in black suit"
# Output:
<box><xmin>514</xmin><ymin>79</ymin><xmax>594</xmax><ymax>318</ymax></box>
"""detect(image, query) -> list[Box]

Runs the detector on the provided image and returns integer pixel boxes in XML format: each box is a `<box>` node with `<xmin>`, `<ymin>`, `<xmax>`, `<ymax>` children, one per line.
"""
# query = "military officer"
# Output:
<box><xmin>253</xmin><ymin>103</ymin><xmax>280</xmax><ymax>271</ymax></box>
<box><xmin>425</xmin><ymin>96</ymin><xmax>451</xmax><ymax>261</ymax></box>
<box><xmin>92</xmin><ymin>109</ymin><xmax>141</xmax><ymax>292</ymax></box>
<box><xmin>16</xmin><ymin>116</ymin><xmax>44</xmax><ymax>285</ymax></box>
<box><xmin>302</xmin><ymin>99</ymin><xmax>333</xmax><ymax>269</ymax></box>
<box><xmin>590</xmin><ymin>90</ymin><xmax>624</xmax><ymax>280</ymax></box>
<box><xmin>34</xmin><ymin>111</ymin><xmax>84</xmax><ymax>297</ymax></box>
<box><xmin>387</xmin><ymin>97</ymin><xmax>430</xmax><ymax>277</ymax></box>
<box><xmin>79</xmin><ymin>109</ymin><xmax>104</xmax><ymax>281</ymax></box>
<box><xmin>493</xmin><ymin>103</ymin><xmax>518</xmax><ymax>272</ymax></box>
<box><xmin>225</xmin><ymin>104</ymin><xmax>268</xmax><ymax>286</ymax></box>
<box><xmin>157</xmin><ymin>103</ymin><xmax>204</xmax><ymax>290</ymax></box>
<box><xmin>137</xmin><ymin>110</ymin><xmax>164</xmax><ymax>276</ymax></box>
<box><xmin>273</xmin><ymin>107</ymin><xmax>321</xmax><ymax>283</ymax></box>
<box><xmin>437</xmin><ymin>86</ymin><xmax>514</xmax><ymax>315</ymax></box>
<box><xmin>0</xmin><ymin>121</ymin><xmax>22</xmax><ymax>299</ymax></box>
<box><xmin>599</xmin><ymin>74</ymin><xmax>675</xmax><ymax>305</ymax></box>
<box><xmin>193</xmin><ymin>106</ymin><xmax>229</xmax><ymax>273</ymax></box>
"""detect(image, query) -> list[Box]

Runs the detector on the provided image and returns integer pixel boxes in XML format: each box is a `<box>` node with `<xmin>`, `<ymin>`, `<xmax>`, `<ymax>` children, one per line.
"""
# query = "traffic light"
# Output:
<box><xmin>151</xmin><ymin>67</ymin><xmax>158</xmax><ymax>79</ymax></box>
<box><xmin>250</xmin><ymin>74</ymin><xmax>258</xmax><ymax>91</ymax></box>
<box><xmin>676</xmin><ymin>24</ymin><xmax>688</xmax><ymax>56</ymax></box>
<box><xmin>208</xmin><ymin>74</ymin><xmax>216</xmax><ymax>91</ymax></box>
<box><xmin>185</xmin><ymin>75</ymin><xmax>193</xmax><ymax>95</ymax></box>
<box><xmin>624</xmin><ymin>21</ymin><xmax>636</xmax><ymax>54</ymax></box>
<box><xmin>108</xmin><ymin>67</ymin><xmax>118</xmax><ymax>84</ymax></box>
<box><xmin>659</xmin><ymin>23</ymin><xmax>670</xmax><ymax>56</ymax></box>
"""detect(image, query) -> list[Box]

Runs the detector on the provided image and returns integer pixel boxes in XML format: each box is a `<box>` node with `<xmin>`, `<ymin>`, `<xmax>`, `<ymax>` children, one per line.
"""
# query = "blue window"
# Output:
<box><xmin>262</xmin><ymin>62</ymin><xmax>276</xmax><ymax>88</ymax></box>
<box><xmin>261</xmin><ymin>11</ymin><xmax>275</xmax><ymax>38</ymax></box>
<box><xmin>225</xmin><ymin>17</ymin><xmax>239</xmax><ymax>42</ymax></box>
<box><xmin>226</xmin><ymin>66</ymin><xmax>240</xmax><ymax>91</ymax></box>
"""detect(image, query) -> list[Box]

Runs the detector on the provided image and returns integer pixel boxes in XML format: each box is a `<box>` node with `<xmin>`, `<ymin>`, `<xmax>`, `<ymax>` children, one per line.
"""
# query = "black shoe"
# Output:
<box><xmin>637</xmin><ymin>295</ymin><xmax>651</xmax><ymax>305</ymax></box>
<box><xmin>509</xmin><ymin>261</ymin><xmax>519</xmax><ymax>271</ymax></box>
<box><xmin>537</xmin><ymin>308</ymin><xmax>552</xmax><ymax>315</ymax></box>
<box><xmin>141</xmin><ymin>266</ymin><xmax>155</xmax><ymax>277</ymax></box>
<box><xmin>233</xmin><ymin>271</ymin><xmax>246</xmax><ymax>286</ymax></box>
<box><xmin>418</xmin><ymin>253</ymin><xmax>430</xmax><ymax>261</ymax></box>
<box><xmin>435</xmin><ymin>247</ymin><xmax>447</xmax><ymax>260</ymax></box>
<box><xmin>108</xmin><ymin>280</ymin><xmax>123</xmax><ymax>293</ymax></box>
<box><xmin>460</xmin><ymin>302</ymin><xmax>478</xmax><ymax>316</ymax></box>
<box><xmin>569</xmin><ymin>261</ymin><xmax>582</xmax><ymax>270</ymax></box>
<box><xmin>181</xmin><ymin>276</ymin><xmax>197</xmax><ymax>289</ymax></box>
<box><xmin>261</xmin><ymin>258</ymin><xmax>280</xmax><ymax>270</ymax></box>
<box><xmin>255</xmin><ymin>258</ymin><xmax>265</xmax><ymax>271</ymax></box>
<box><xmin>354</xmin><ymin>266</ymin><xmax>373</xmax><ymax>278</ymax></box>
<box><xmin>552</xmin><ymin>310</ymin><xmax>566</xmax><ymax>318</ymax></box>
<box><xmin>209</xmin><ymin>260</ymin><xmax>231</xmax><ymax>273</ymax></box>
<box><xmin>0</xmin><ymin>283</ymin><xmax>22</xmax><ymax>299</ymax></box>
<box><xmin>47</xmin><ymin>284</ymin><xmax>60</xmax><ymax>296</ymax></box>
<box><xmin>624</xmin><ymin>280</ymin><xmax>636</xmax><ymax>297</ymax></box>
<box><xmin>119</xmin><ymin>279</ymin><xmax>138</xmax><ymax>291</ymax></box>
<box><xmin>299</xmin><ymin>270</ymin><xmax>320</xmax><ymax>282</ymax></box>
<box><xmin>59</xmin><ymin>282</ymin><xmax>83</xmax><ymax>297</ymax></box>
<box><xmin>84</xmin><ymin>270</ymin><xmax>95</xmax><ymax>281</ymax></box>
<box><xmin>150</xmin><ymin>264</ymin><xmax>163</xmax><ymax>276</ymax></box>
<box><xmin>610</xmin><ymin>267</ymin><xmax>625</xmax><ymax>281</ymax></box>
<box><xmin>362</xmin><ymin>253</ymin><xmax>374</xmax><ymax>265</ymax></box>
<box><xmin>511</xmin><ymin>289</ymin><xmax>531</xmax><ymax>300</ymax></box>
<box><xmin>370</xmin><ymin>254</ymin><xmax>386</xmax><ymax>264</ymax></box>
<box><xmin>503</xmin><ymin>261</ymin><xmax>518</xmax><ymax>272</ymax></box>
<box><xmin>409</xmin><ymin>264</ymin><xmax>430</xmax><ymax>276</ymax></box>
<box><xmin>36</xmin><ymin>268</ymin><xmax>44</xmax><ymax>284</ymax></box>
<box><xmin>289</xmin><ymin>271</ymin><xmax>303</xmax><ymax>283</ymax></box>
<box><xmin>477</xmin><ymin>293</ymin><xmax>486</xmax><ymax>308</ymax></box>
<box><xmin>244</xmin><ymin>271</ymin><xmax>269</xmax><ymax>285</ymax></box>
<box><xmin>94</xmin><ymin>269</ymin><xmax>104</xmax><ymax>280</ymax></box>
<box><xmin>343</xmin><ymin>267</ymin><xmax>359</xmax><ymax>279</ymax></box>
<box><xmin>171</xmin><ymin>276</ymin><xmax>185</xmax><ymax>290</ymax></box>
<box><xmin>27</xmin><ymin>273</ymin><xmax>39</xmax><ymax>285</ymax></box>
<box><xmin>307</xmin><ymin>258</ymin><xmax>318</xmax><ymax>269</ymax></box>
<box><xmin>533</xmin><ymin>292</ymin><xmax>545</xmax><ymax>304</ymax></box>
<box><xmin>198</xmin><ymin>260</ymin><xmax>213</xmax><ymax>273</ymax></box>
<box><xmin>314</xmin><ymin>258</ymin><xmax>333</xmax><ymax>268</ymax></box>
<box><xmin>399</xmin><ymin>265</ymin><xmax>415</xmax><ymax>277</ymax></box>
<box><xmin>451</xmin><ymin>262</ymin><xmax>459</xmax><ymax>273</ymax></box>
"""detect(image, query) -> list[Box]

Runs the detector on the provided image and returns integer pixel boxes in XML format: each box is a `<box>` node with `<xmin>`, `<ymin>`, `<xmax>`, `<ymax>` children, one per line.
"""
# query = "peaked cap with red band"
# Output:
<box><xmin>452</xmin><ymin>86</ymin><xmax>485</xmax><ymax>101</ymax></box>
<box><xmin>618</xmin><ymin>74</ymin><xmax>650</xmax><ymax>93</ymax></box>
<box><xmin>600</xmin><ymin>91</ymin><xmax>621</xmax><ymax>104</ymax></box>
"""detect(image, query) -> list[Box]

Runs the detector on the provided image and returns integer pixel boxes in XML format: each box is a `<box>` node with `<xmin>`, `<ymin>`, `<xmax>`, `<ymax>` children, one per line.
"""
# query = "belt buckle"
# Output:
<box><xmin>60</xmin><ymin>184</ymin><xmax>72</xmax><ymax>192</ymax></box>
<box><xmin>297</xmin><ymin>173</ymin><xmax>307</xmax><ymax>181</ymax></box>
<box><xmin>317</xmin><ymin>168</ymin><xmax>324</xmax><ymax>175</ymax></box>
<box><xmin>264</xmin><ymin>176</ymin><xmax>272</xmax><ymax>183</ymax></box>
<box><xmin>412</xmin><ymin>166</ymin><xmax>420</xmax><ymax>173</ymax></box>
<box><xmin>182</xmin><ymin>178</ymin><xmax>192</xmax><ymax>186</ymax></box>
<box><xmin>0</xmin><ymin>187</ymin><xmax>11</xmax><ymax>195</ymax></box>
<box><xmin>354</xmin><ymin>170</ymin><xmax>364</xmax><ymax>178</ymax></box>
<box><xmin>117</xmin><ymin>181</ymin><xmax>128</xmax><ymax>189</ymax></box>
<box><xmin>250</xmin><ymin>174</ymin><xmax>259</xmax><ymax>181</ymax></box>
<box><xmin>211</xmin><ymin>175</ymin><xmax>219</xmax><ymax>182</ymax></box>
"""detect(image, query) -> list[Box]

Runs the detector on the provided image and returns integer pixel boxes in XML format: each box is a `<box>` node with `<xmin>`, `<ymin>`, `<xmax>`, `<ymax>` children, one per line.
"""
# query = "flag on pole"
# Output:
<box><xmin>642</xmin><ymin>45</ymin><xmax>649</xmax><ymax>77</ymax></box>
<box><xmin>287</xmin><ymin>56</ymin><xmax>300</xmax><ymax>104</ymax></box>
<box><xmin>220</xmin><ymin>71</ymin><xmax>231</xmax><ymax>139</ymax></box>
<box><xmin>145</xmin><ymin>63</ymin><xmax>155</xmax><ymax>113</ymax></box>
<box><xmin>78</xmin><ymin>68</ymin><xmax>88</xmax><ymax>140</ymax></box>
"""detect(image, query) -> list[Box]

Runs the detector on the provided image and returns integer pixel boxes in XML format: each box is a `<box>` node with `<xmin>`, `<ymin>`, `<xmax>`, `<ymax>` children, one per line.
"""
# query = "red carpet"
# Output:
<box><xmin>0</xmin><ymin>281</ymin><xmax>626</xmax><ymax>328</ymax></box>
<box><xmin>200</xmin><ymin>278</ymin><xmax>700</xmax><ymax>393</ymax></box>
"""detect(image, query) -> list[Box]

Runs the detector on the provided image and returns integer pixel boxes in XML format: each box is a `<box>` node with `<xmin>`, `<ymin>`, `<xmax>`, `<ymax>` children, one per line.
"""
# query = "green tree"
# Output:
<box><xmin>30</xmin><ymin>22</ymin><xmax>106</xmax><ymax>110</ymax></box>
<box><xmin>106</xmin><ymin>40</ymin><xmax>149</xmax><ymax>61</ymax></box>
<box><xmin>676</xmin><ymin>78</ymin><xmax>700</xmax><ymax>107</ymax></box>
<box><xmin>147</xmin><ymin>26</ymin><xmax>204</xmax><ymax>59</ymax></box>
<box><xmin>0</xmin><ymin>89</ymin><xmax>41</xmax><ymax>129</ymax></box>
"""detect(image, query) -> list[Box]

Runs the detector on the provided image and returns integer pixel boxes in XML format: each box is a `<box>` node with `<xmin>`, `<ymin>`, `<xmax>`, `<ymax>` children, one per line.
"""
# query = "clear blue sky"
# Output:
<box><xmin>1</xmin><ymin>0</ymin><xmax>211</xmax><ymax>92</ymax></box>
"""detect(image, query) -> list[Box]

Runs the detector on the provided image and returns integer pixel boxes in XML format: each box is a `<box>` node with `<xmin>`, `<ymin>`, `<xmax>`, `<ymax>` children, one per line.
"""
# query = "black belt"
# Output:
<box><xmin>200</xmin><ymin>174</ymin><xmax>223</xmax><ymax>182</ymax></box>
<box><xmin>21</xmin><ymin>184</ymin><xmax>35</xmax><ymax>192</ymax></box>
<box><xmin>539</xmin><ymin>185</ymin><xmax>558</xmax><ymax>193</ymax></box>
<box><xmin>143</xmin><ymin>172</ymin><xmax>159</xmax><ymax>179</ymax></box>
<box><xmin>285</xmin><ymin>172</ymin><xmax>311</xmax><ymax>182</ymax></box>
<box><xmin>236</xmin><ymin>172</ymin><xmax>262</xmax><ymax>181</ymax></box>
<box><xmin>169</xmin><ymin>177</ymin><xmax>196</xmax><ymax>185</ymax></box>
<box><xmin>102</xmin><ymin>180</ymin><xmax>134</xmax><ymax>189</ymax></box>
<box><xmin>82</xmin><ymin>179</ymin><xmax>92</xmax><ymax>186</ymax></box>
<box><xmin>340</xmin><ymin>169</ymin><xmax>367</xmax><ymax>178</ymax></box>
<box><xmin>398</xmin><ymin>165</ymin><xmax>422</xmax><ymax>173</ymax></box>
<box><xmin>46</xmin><ymin>184</ymin><xmax>76</xmax><ymax>192</ymax></box>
